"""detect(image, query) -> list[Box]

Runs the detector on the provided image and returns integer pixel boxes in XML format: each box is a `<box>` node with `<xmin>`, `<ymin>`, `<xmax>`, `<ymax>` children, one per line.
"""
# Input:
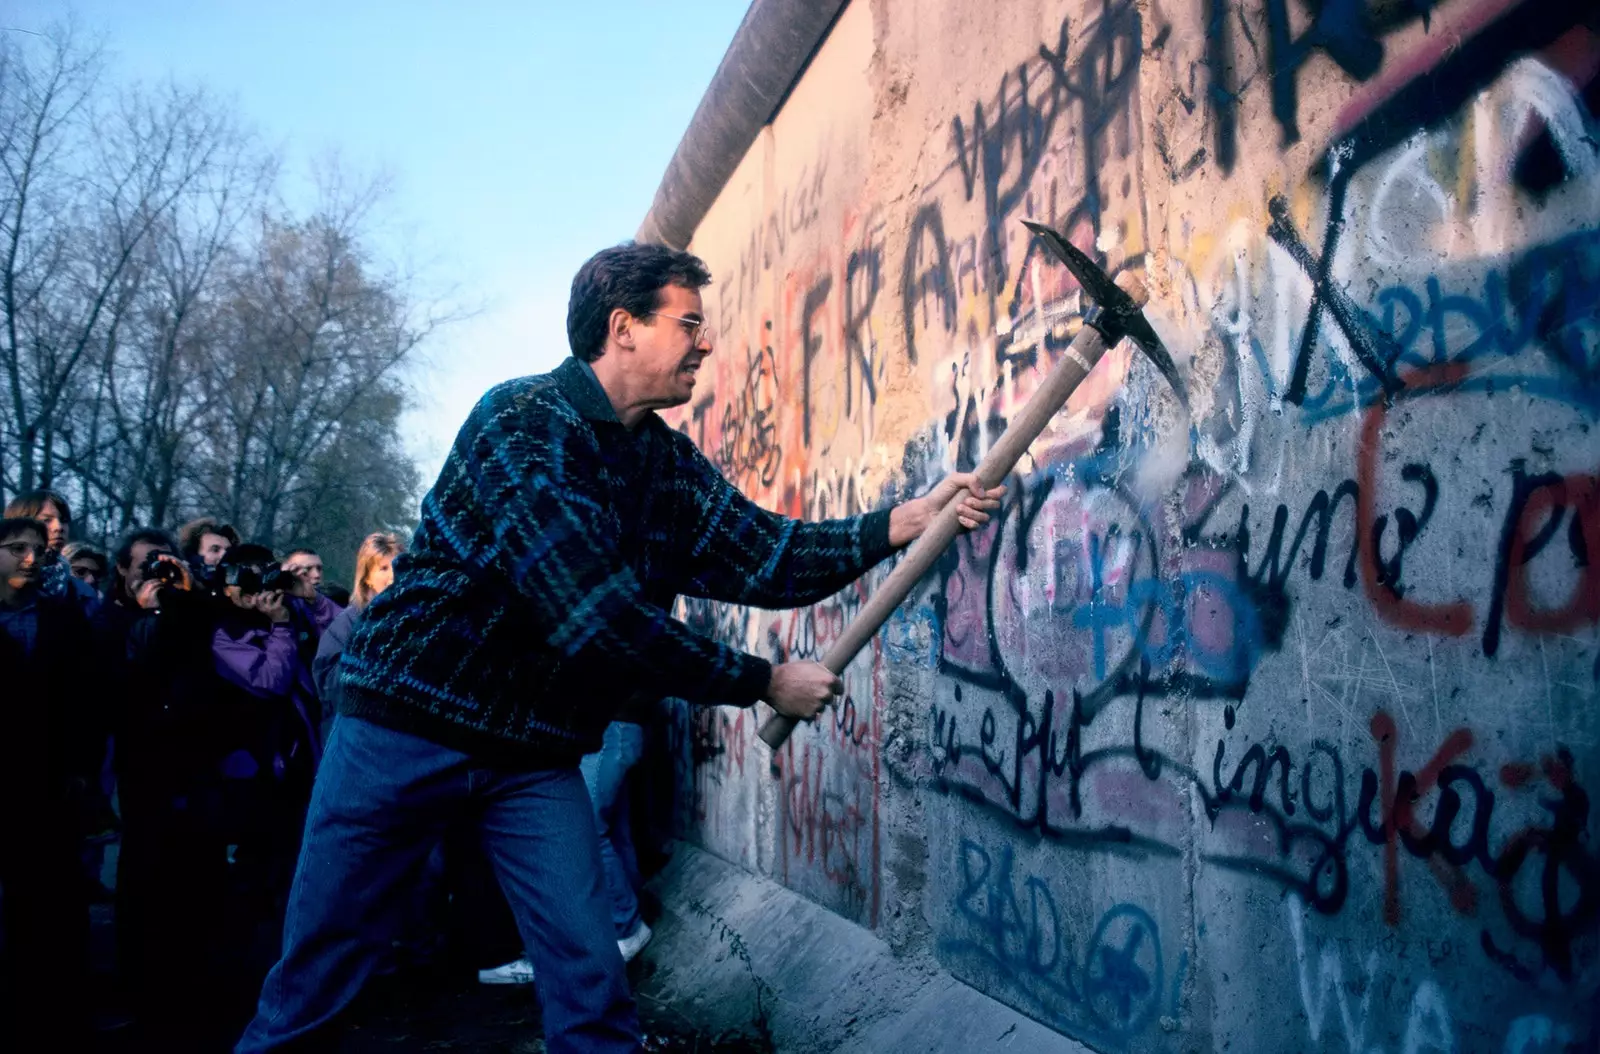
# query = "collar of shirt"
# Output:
<box><xmin>558</xmin><ymin>356</ymin><xmax>621</xmax><ymax>424</ymax></box>
<box><xmin>560</xmin><ymin>356</ymin><xmax>668</xmax><ymax>445</ymax></box>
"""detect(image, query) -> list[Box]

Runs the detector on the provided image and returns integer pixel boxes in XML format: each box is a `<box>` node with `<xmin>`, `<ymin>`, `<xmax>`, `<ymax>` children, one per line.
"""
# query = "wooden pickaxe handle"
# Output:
<box><xmin>758</xmin><ymin>270</ymin><xmax>1150</xmax><ymax>750</ymax></box>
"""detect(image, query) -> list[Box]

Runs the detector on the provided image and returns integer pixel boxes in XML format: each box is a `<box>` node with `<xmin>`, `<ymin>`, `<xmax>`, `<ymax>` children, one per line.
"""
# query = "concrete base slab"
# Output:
<box><xmin>638</xmin><ymin>844</ymin><xmax>1093</xmax><ymax>1054</ymax></box>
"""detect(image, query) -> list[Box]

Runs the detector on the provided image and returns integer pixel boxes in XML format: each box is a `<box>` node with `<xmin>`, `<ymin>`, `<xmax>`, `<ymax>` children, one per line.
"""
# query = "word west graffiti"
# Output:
<box><xmin>1287</xmin><ymin>894</ymin><xmax>1455</xmax><ymax>1054</ymax></box>
<box><xmin>780</xmin><ymin>739</ymin><xmax>877</xmax><ymax>923</ymax></box>
<box><xmin>1287</xmin><ymin>896</ymin><xmax>1581</xmax><ymax>1053</ymax></box>
<box><xmin>938</xmin><ymin>837</ymin><xmax>1168</xmax><ymax>1047</ymax></box>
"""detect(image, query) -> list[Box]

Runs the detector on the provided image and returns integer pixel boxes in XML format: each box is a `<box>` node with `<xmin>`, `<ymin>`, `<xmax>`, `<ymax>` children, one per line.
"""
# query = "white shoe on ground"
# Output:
<box><xmin>477</xmin><ymin>958</ymin><xmax>536</xmax><ymax>985</ymax></box>
<box><xmin>618</xmin><ymin>921</ymin><xmax>653</xmax><ymax>963</ymax></box>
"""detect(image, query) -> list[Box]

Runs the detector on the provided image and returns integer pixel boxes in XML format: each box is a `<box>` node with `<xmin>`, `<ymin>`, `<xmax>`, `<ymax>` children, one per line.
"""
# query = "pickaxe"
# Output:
<box><xmin>758</xmin><ymin>219</ymin><xmax>1187</xmax><ymax>750</ymax></box>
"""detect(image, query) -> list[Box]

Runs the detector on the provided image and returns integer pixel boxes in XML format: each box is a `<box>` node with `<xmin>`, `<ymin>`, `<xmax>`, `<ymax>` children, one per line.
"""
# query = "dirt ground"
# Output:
<box><xmin>336</xmin><ymin>961</ymin><xmax>773</xmax><ymax>1053</ymax></box>
<box><xmin>88</xmin><ymin>904</ymin><xmax>771</xmax><ymax>1053</ymax></box>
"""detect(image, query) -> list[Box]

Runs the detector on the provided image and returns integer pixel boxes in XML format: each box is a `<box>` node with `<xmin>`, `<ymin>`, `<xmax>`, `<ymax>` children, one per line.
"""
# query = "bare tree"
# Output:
<box><xmin>191</xmin><ymin>179</ymin><xmax>437</xmax><ymax>552</ymax></box>
<box><xmin>0</xmin><ymin>25</ymin><xmax>435</xmax><ymax>576</ymax></box>
<box><xmin>0</xmin><ymin>23</ymin><xmax>100</xmax><ymax>494</ymax></box>
<box><xmin>78</xmin><ymin>114</ymin><xmax>274</xmax><ymax>531</ymax></box>
<box><xmin>0</xmin><ymin>25</ymin><xmax>230</xmax><ymax>495</ymax></box>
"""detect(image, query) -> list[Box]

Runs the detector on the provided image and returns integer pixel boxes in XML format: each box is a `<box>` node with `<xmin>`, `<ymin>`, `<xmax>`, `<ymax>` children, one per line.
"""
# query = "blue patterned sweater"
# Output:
<box><xmin>341</xmin><ymin>357</ymin><xmax>895</xmax><ymax>766</ymax></box>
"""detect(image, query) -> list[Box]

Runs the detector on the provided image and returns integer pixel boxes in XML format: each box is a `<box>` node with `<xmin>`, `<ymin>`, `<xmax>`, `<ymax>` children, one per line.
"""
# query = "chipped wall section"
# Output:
<box><xmin>658</xmin><ymin>0</ymin><xmax>1600</xmax><ymax>1051</ymax></box>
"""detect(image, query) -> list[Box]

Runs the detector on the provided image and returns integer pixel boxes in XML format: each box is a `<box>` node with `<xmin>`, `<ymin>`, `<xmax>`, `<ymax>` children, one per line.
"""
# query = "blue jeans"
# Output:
<box><xmin>235</xmin><ymin>717</ymin><xmax>639</xmax><ymax>1053</ymax></box>
<box><xmin>579</xmin><ymin>722</ymin><xmax>645</xmax><ymax>938</ymax></box>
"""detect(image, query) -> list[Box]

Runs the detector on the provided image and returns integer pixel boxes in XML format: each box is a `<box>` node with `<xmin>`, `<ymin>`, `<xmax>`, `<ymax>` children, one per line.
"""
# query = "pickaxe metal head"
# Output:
<box><xmin>1022</xmin><ymin>219</ymin><xmax>1187</xmax><ymax>407</ymax></box>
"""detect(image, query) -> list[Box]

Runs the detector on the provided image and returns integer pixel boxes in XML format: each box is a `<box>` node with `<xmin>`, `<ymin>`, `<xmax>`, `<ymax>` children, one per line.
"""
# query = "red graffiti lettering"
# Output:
<box><xmin>1370</xmin><ymin>710</ymin><xmax>1475</xmax><ymax>926</ymax></box>
<box><xmin>1355</xmin><ymin>365</ymin><xmax>1474</xmax><ymax>636</ymax></box>
<box><xmin>1503</xmin><ymin>473</ymin><xmax>1600</xmax><ymax>635</ymax></box>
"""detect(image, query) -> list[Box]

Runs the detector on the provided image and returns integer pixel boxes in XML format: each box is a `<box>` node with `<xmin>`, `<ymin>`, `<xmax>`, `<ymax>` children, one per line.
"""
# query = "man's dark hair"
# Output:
<box><xmin>284</xmin><ymin>547</ymin><xmax>319</xmax><ymax>560</ymax></box>
<box><xmin>113</xmin><ymin>527</ymin><xmax>180</xmax><ymax>570</ymax></box>
<box><xmin>0</xmin><ymin>516</ymin><xmax>46</xmax><ymax>545</ymax></box>
<box><xmin>178</xmin><ymin>516</ymin><xmax>240</xmax><ymax>555</ymax></box>
<box><xmin>4</xmin><ymin>488</ymin><xmax>71</xmax><ymax>526</ymax></box>
<box><xmin>567</xmin><ymin>242</ymin><xmax>712</xmax><ymax>363</ymax></box>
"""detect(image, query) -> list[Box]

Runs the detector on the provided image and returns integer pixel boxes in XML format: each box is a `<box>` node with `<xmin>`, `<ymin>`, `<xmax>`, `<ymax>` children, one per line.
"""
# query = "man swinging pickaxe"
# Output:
<box><xmin>759</xmin><ymin>219</ymin><xmax>1187</xmax><ymax>749</ymax></box>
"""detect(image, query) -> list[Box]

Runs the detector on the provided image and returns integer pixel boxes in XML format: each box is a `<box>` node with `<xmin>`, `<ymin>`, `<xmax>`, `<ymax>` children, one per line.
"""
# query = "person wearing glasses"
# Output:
<box><xmin>4</xmin><ymin>490</ymin><xmax>99</xmax><ymax>610</ymax></box>
<box><xmin>0</xmin><ymin>517</ymin><xmax>105</xmax><ymax>1048</ymax></box>
<box><xmin>236</xmin><ymin>242</ymin><xmax>1003</xmax><ymax>1053</ymax></box>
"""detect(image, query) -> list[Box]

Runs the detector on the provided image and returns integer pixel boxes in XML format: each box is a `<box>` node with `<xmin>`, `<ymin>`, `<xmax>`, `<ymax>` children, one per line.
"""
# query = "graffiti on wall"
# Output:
<box><xmin>938</xmin><ymin>836</ymin><xmax>1177</xmax><ymax>1046</ymax></box>
<box><xmin>663</xmin><ymin>0</ymin><xmax>1599</xmax><ymax>1048</ymax></box>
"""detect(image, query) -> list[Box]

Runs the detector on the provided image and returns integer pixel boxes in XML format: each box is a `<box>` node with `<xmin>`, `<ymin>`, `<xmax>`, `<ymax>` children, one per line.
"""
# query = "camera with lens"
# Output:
<box><xmin>187</xmin><ymin>556</ymin><xmax>224</xmax><ymax>596</ymax></box>
<box><xmin>223</xmin><ymin>563</ymin><xmax>297</xmax><ymax>595</ymax></box>
<box><xmin>227</xmin><ymin>566</ymin><xmax>296</xmax><ymax>598</ymax></box>
<box><xmin>138</xmin><ymin>549</ymin><xmax>187</xmax><ymax>587</ymax></box>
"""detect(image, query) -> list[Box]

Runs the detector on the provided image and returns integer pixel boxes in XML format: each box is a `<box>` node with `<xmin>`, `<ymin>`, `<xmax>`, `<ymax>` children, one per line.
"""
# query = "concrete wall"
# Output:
<box><xmin>656</xmin><ymin>1</ymin><xmax>1600</xmax><ymax>1050</ymax></box>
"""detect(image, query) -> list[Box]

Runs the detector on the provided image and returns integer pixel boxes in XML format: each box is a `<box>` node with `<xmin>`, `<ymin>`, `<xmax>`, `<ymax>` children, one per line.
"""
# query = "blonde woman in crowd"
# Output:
<box><xmin>312</xmin><ymin>532</ymin><xmax>403</xmax><ymax>733</ymax></box>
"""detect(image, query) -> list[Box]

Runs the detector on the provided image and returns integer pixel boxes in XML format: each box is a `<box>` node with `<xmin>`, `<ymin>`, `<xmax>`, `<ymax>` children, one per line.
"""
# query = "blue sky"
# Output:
<box><xmin>6</xmin><ymin>0</ymin><xmax>752</xmax><ymax>481</ymax></box>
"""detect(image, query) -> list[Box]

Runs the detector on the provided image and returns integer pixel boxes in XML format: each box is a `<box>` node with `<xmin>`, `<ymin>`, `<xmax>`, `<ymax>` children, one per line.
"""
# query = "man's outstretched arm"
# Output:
<box><xmin>461</xmin><ymin>404</ymin><xmax>768</xmax><ymax>705</ymax></box>
<box><xmin>464</xmin><ymin>398</ymin><xmax>853</xmax><ymax>721</ymax></box>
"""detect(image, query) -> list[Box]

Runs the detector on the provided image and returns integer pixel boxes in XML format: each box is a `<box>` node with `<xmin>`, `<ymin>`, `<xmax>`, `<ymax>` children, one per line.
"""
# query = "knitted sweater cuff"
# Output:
<box><xmin>729</xmin><ymin>654</ymin><xmax>773</xmax><ymax>707</ymax></box>
<box><xmin>859</xmin><ymin>507</ymin><xmax>896</xmax><ymax>563</ymax></box>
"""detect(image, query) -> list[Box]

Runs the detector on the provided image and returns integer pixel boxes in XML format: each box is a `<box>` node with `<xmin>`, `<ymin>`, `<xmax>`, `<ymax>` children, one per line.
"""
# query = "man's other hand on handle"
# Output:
<box><xmin>763</xmin><ymin>661</ymin><xmax>844</xmax><ymax>721</ymax></box>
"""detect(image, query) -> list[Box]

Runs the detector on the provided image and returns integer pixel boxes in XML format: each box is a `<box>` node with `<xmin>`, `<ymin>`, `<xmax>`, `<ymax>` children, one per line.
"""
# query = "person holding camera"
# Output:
<box><xmin>280</xmin><ymin>546</ymin><xmax>343</xmax><ymax>633</ymax></box>
<box><xmin>210</xmin><ymin>545</ymin><xmax>323</xmax><ymax>797</ymax></box>
<box><xmin>210</xmin><ymin>546</ymin><xmax>324</xmax><ymax>1001</ymax></box>
<box><xmin>107</xmin><ymin>527</ymin><xmax>240</xmax><ymax>1049</ymax></box>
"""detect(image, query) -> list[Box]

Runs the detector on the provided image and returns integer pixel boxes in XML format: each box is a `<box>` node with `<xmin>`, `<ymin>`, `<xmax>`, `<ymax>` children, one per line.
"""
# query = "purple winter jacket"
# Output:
<box><xmin>212</xmin><ymin>616</ymin><xmax>322</xmax><ymax>778</ymax></box>
<box><xmin>300</xmin><ymin>592</ymin><xmax>342</xmax><ymax>635</ymax></box>
<box><xmin>209</xmin><ymin>592</ymin><xmax>340</xmax><ymax>706</ymax></box>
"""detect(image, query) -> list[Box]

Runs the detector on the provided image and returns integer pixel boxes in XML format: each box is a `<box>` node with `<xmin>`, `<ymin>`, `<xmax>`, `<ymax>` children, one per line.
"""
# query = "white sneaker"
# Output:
<box><xmin>618</xmin><ymin>921</ymin><xmax>653</xmax><ymax>963</ymax></box>
<box><xmin>477</xmin><ymin>958</ymin><xmax>536</xmax><ymax>985</ymax></box>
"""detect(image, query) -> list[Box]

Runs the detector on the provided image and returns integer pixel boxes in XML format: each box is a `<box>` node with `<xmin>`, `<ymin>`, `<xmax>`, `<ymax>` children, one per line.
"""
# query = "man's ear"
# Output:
<box><xmin>608</xmin><ymin>307</ymin><xmax>637</xmax><ymax>351</ymax></box>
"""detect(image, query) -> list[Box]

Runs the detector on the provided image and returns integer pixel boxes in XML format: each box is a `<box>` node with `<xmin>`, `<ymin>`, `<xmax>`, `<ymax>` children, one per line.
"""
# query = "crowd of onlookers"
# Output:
<box><xmin>0</xmin><ymin>490</ymin><xmax>407</xmax><ymax>1047</ymax></box>
<box><xmin>0</xmin><ymin>489</ymin><xmax>656</xmax><ymax>1051</ymax></box>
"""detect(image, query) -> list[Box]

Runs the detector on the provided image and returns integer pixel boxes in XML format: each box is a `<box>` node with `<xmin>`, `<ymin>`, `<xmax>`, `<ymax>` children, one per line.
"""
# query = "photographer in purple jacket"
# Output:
<box><xmin>209</xmin><ymin>545</ymin><xmax>332</xmax><ymax>1019</ymax></box>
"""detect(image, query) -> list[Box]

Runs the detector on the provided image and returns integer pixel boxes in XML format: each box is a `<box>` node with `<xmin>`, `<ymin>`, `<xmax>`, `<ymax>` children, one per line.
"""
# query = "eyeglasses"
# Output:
<box><xmin>0</xmin><ymin>541</ymin><xmax>46</xmax><ymax>560</ymax></box>
<box><xmin>652</xmin><ymin>312</ymin><xmax>711</xmax><ymax>346</ymax></box>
